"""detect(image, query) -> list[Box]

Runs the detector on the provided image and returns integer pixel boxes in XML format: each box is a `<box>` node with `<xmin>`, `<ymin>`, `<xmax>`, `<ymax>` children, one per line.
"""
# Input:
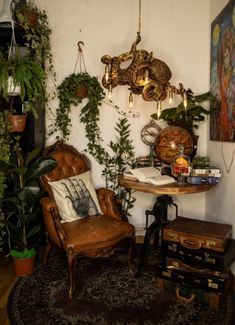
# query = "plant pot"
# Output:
<box><xmin>74</xmin><ymin>84</ymin><xmax>88</xmax><ymax>98</ymax></box>
<box><xmin>7</xmin><ymin>114</ymin><xmax>27</xmax><ymax>132</ymax></box>
<box><xmin>12</xmin><ymin>255</ymin><xmax>36</xmax><ymax>276</ymax></box>
<box><xmin>7</xmin><ymin>76</ymin><xmax>21</xmax><ymax>96</ymax></box>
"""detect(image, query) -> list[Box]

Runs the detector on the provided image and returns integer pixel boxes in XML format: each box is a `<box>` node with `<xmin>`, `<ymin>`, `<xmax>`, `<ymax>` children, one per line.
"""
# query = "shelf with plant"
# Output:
<box><xmin>12</xmin><ymin>0</ymin><xmax>56</xmax><ymax>83</ymax></box>
<box><xmin>151</xmin><ymin>91</ymin><xmax>214</xmax><ymax>136</ymax></box>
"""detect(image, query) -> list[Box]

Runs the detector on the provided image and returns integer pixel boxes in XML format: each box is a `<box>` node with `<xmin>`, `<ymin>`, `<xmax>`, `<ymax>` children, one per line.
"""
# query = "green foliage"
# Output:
<box><xmin>50</xmin><ymin>72</ymin><xmax>105</xmax><ymax>140</ymax></box>
<box><xmin>0</xmin><ymin>111</ymin><xmax>19</xmax><ymax>252</ymax></box>
<box><xmin>10</xmin><ymin>247</ymin><xmax>36</xmax><ymax>258</ymax></box>
<box><xmin>151</xmin><ymin>91</ymin><xmax>214</xmax><ymax>135</ymax></box>
<box><xmin>1</xmin><ymin>147</ymin><xmax>57</xmax><ymax>253</ymax></box>
<box><xmin>13</xmin><ymin>0</ymin><xmax>56</xmax><ymax>82</ymax></box>
<box><xmin>192</xmin><ymin>155</ymin><xmax>210</xmax><ymax>168</ymax></box>
<box><xmin>0</xmin><ymin>51</ymin><xmax>46</xmax><ymax>118</ymax></box>
<box><xmin>50</xmin><ymin>73</ymin><xmax>136</xmax><ymax>215</ymax></box>
<box><xmin>100</xmin><ymin>118</ymin><xmax>136</xmax><ymax>214</ymax></box>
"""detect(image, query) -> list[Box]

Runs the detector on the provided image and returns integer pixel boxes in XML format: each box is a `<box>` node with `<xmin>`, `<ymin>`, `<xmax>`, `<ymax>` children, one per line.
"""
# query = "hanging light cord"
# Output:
<box><xmin>138</xmin><ymin>0</ymin><xmax>142</xmax><ymax>35</ymax></box>
<box><xmin>221</xmin><ymin>142</ymin><xmax>235</xmax><ymax>173</ymax></box>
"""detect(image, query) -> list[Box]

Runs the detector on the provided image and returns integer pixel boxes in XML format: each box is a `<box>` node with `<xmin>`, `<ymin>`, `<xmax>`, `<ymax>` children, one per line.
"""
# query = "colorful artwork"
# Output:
<box><xmin>210</xmin><ymin>0</ymin><xmax>235</xmax><ymax>142</ymax></box>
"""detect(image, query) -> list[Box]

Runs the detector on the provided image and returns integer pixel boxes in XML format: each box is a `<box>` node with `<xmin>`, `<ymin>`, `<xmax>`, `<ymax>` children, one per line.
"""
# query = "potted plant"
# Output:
<box><xmin>0</xmin><ymin>110</ymin><xmax>16</xmax><ymax>252</ymax></box>
<box><xmin>49</xmin><ymin>72</ymin><xmax>105</xmax><ymax>140</ymax></box>
<box><xmin>0</xmin><ymin>146</ymin><xmax>57</xmax><ymax>276</ymax></box>
<box><xmin>0</xmin><ymin>50</ymin><xmax>46</xmax><ymax>125</ymax></box>
<box><xmin>12</xmin><ymin>0</ymin><xmax>56</xmax><ymax>82</ymax></box>
<box><xmin>151</xmin><ymin>91</ymin><xmax>215</xmax><ymax>137</ymax></box>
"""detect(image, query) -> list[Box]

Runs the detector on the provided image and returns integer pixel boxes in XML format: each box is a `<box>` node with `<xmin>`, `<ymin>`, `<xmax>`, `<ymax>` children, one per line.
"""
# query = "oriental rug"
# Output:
<box><xmin>7</xmin><ymin>250</ymin><xmax>235</xmax><ymax>324</ymax></box>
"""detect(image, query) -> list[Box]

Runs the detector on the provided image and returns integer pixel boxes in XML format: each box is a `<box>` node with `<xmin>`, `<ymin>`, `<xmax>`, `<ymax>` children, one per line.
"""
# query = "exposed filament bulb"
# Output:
<box><xmin>129</xmin><ymin>91</ymin><xmax>133</xmax><ymax>108</ymax></box>
<box><xmin>183</xmin><ymin>91</ymin><xmax>187</xmax><ymax>109</ymax></box>
<box><xmin>105</xmin><ymin>64</ymin><xmax>110</xmax><ymax>83</ymax></box>
<box><xmin>144</xmin><ymin>69</ymin><xmax>149</xmax><ymax>84</ymax></box>
<box><xmin>168</xmin><ymin>89</ymin><xmax>173</xmax><ymax>105</ymax></box>
<box><xmin>108</xmin><ymin>84</ymin><xmax>112</xmax><ymax>99</ymax></box>
<box><xmin>156</xmin><ymin>100</ymin><xmax>162</xmax><ymax>119</ymax></box>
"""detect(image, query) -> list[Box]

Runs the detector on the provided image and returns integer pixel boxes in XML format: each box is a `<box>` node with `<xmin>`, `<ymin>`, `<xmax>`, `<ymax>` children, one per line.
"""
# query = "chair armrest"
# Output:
<box><xmin>96</xmin><ymin>188</ymin><xmax>126</xmax><ymax>220</ymax></box>
<box><xmin>40</xmin><ymin>197</ymin><xmax>68</xmax><ymax>248</ymax></box>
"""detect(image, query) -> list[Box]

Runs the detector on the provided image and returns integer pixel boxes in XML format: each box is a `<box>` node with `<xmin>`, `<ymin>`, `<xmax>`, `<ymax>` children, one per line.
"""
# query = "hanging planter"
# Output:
<box><xmin>74</xmin><ymin>83</ymin><xmax>88</xmax><ymax>98</ymax></box>
<box><xmin>50</xmin><ymin>42</ymin><xmax>105</xmax><ymax>140</ymax></box>
<box><xmin>7</xmin><ymin>114</ymin><xmax>27</xmax><ymax>132</ymax></box>
<box><xmin>7</xmin><ymin>97</ymin><xmax>27</xmax><ymax>132</ymax></box>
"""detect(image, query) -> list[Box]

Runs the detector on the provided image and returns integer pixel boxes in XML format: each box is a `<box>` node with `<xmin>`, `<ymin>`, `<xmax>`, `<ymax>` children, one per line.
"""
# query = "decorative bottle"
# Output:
<box><xmin>171</xmin><ymin>145</ymin><xmax>191</xmax><ymax>184</ymax></box>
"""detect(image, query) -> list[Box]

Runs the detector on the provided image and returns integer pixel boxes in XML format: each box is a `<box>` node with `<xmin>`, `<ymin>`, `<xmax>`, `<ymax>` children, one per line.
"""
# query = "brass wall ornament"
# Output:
<box><xmin>101</xmin><ymin>0</ymin><xmax>188</xmax><ymax>117</ymax></box>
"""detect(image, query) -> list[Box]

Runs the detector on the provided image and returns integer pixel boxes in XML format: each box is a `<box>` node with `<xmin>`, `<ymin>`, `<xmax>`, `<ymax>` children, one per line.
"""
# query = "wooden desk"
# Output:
<box><xmin>118</xmin><ymin>176</ymin><xmax>217</xmax><ymax>276</ymax></box>
<box><xmin>118</xmin><ymin>176</ymin><xmax>216</xmax><ymax>195</ymax></box>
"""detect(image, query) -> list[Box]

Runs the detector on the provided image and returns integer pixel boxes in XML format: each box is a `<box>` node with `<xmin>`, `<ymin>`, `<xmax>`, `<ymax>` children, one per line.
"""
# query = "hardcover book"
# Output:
<box><xmin>124</xmin><ymin>167</ymin><xmax>176</xmax><ymax>185</ymax></box>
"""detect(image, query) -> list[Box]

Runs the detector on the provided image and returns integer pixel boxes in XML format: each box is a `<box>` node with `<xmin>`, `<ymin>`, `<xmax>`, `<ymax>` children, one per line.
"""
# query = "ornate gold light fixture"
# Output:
<box><xmin>101</xmin><ymin>0</ymin><xmax>188</xmax><ymax>116</ymax></box>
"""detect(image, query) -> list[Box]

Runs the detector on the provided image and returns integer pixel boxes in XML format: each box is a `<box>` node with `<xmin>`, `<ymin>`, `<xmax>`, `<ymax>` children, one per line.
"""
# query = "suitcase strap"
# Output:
<box><xmin>176</xmin><ymin>287</ymin><xmax>196</xmax><ymax>304</ymax></box>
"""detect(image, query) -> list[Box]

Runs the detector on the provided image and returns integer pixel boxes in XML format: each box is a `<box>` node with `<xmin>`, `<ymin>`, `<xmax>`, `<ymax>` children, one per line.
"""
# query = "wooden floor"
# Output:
<box><xmin>0</xmin><ymin>254</ymin><xmax>17</xmax><ymax>325</ymax></box>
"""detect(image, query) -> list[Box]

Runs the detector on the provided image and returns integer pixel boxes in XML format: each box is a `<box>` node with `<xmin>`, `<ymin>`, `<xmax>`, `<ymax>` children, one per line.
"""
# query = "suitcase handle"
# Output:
<box><xmin>180</xmin><ymin>238</ymin><xmax>201</xmax><ymax>249</ymax></box>
<box><xmin>175</xmin><ymin>288</ymin><xmax>196</xmax><ymax>304</ymax></box>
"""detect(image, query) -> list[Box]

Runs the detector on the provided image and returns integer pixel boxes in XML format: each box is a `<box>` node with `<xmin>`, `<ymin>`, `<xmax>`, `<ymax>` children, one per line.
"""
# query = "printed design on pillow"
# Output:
<box><xmin>62</xmin><ymin>177</ymin><xmax>99</xmax><ymax>217</ymax></box>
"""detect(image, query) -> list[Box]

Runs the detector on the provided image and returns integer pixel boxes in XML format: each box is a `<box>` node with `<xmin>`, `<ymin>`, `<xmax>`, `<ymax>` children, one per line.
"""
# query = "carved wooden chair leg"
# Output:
<box><xmin>128</xmin><ymin>235</ymin><xmax>136</xmax><ymax>273</ymax></box>
<box><xmin>67</xmin><ymin>245</ymin><xmax>76</xmax><ymax>299</ymax></box>
<box><xmin>43</xmin><ymin>241</ymin><xmax>52</xmax><ymax>265</ymax></box>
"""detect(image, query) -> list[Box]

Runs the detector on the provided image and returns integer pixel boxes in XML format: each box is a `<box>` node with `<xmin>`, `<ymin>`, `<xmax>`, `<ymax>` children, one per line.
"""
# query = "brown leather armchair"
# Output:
<box><xmin>40</xmin><ymin>142</ymin><xmax>135</xmax><ymax>298</ymax></box>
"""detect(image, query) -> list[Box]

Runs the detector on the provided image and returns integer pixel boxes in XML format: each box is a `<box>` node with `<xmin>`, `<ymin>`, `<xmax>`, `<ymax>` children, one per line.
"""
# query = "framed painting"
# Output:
<box><xmin>210</xmin><ymin>0</ymin><xmax>235</xmax><ymax>142</ymax></box>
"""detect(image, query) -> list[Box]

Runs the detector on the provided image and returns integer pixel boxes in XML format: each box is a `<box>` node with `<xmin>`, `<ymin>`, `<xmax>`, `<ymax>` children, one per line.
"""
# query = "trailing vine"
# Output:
<box><xmin>49</xmin><ymin>72</ymin><xmax>105</xmax><ymax>141</ymax></box>
<box><xmin>50</xmin><ymin>72</ymin><xmax>136</xmax><ymax>214</ymax></box>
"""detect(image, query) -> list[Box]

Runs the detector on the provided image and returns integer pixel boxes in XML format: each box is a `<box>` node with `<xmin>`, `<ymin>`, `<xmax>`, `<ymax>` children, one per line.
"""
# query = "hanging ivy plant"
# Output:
<box><xmin>49</xmin><ymin>72</ymin><xmax>105</xmax><ymax>141</ymax></box>
<box><xmin>50</xmin><ymin>73</ymin><xmax>136</xmax><ymax>214</ymax></box>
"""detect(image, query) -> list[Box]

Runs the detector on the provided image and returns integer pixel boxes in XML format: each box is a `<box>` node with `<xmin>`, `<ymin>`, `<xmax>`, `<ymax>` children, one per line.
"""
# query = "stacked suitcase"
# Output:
<box><xmin>156</xmin><ymin>216</ymin><xmax>235</xmax><ymax>309</ymax></box>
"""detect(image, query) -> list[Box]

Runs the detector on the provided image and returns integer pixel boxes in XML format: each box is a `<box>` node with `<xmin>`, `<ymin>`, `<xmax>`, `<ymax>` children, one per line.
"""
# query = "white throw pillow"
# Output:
<box><xmin>48</xmin><ymin>171</ymin><xmax>102</xmax><ymax>223</ymax></box>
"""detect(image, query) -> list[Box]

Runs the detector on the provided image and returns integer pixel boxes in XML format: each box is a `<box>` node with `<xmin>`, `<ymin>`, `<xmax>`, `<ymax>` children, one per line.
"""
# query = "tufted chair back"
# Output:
<box><xmin>40</xmin><ymin>141</ymin><xmax>135</xmax><ymax>299</ymax></box>
<box><xmin>40</xmin><ymin>142</ymin><xmax>90</xmax><ymax>197</ymax></box>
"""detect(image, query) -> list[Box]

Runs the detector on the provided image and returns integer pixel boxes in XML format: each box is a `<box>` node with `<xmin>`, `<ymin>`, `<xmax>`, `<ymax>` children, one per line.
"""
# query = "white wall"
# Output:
<box><xmin>35</xmin><ymin>0</ymin><xmax>212</xmax><ymax>232</ymax></box>
<box><xmin>207</xmin><ymin>0</ymin><xmax>235</xmax><ymax>274</ymax></box>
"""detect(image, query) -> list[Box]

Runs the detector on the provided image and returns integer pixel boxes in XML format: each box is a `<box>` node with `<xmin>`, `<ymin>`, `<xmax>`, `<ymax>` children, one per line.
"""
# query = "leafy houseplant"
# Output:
<box><xmin>12</xmin><ymin>0</ymin><xmax>56</xmax><ymax>82</ymax></box>
<box><xmin>151</xmin><ymin>91</ymin><xmax>214</xmax><ymax>136</ymax></box>
<box><xmin>50</xmin><ymin>72</ymin><xmax>105</xmax><ymax>140</ymax></box>
<box><xmin>50</xmin><ymin>73</ymin><xmax>136</xmax><ymax>214</ymax></box>
<box><xmin>0</xmin><ymin>111</ymin><xmax>18</xmax><ymax>252</ymax></box>
<box><xmin>0</xmin><ymin>50</ymin><xmax>46</xmax><ymax>119</ymax></box>
<box><xmin>192</xmin><ymin>155</ymin><xmax>210</xmax><ymax>168</ymax></box>
<box><xmin>0</xmin><ymin>146</ymin><xmax>57</xmax><ymax>273</ymax></box>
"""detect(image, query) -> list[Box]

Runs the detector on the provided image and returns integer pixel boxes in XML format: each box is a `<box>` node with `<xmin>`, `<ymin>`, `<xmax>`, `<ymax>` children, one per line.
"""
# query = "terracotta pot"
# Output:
<box><xmin>13</xmin><ymin>255</ymin><xmax>36</xmax><ymax>276</ymax></box>
<box><xmin>8</xmin><ymin>114</ymin><xmax>27</xmax><ymax>132</ymax></box>
<box><xmin>74</xmin><ymin>84</ymin><xmax>88</xmax><ymax>98</ymax></box>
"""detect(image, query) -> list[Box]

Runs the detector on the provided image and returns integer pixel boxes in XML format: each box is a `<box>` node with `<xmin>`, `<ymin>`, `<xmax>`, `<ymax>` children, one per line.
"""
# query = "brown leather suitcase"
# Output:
<box><xmin>165</xmin><ymin>257</ymin><xmax>230</xmax><ymax>279</ymax></box>
<box><xmin>156</xmin><ymin>276</ymin><xmax>233</xmax><ymax>310</ymax></box>
<box><xmin>156</xmin><ymin>264</ymin><xmax>229</xmax><ymax>292</ymax></box>
<box><xmin>163</xmin><ymin>217</ymin><xmax>232</xmax><ymax>252</ymax></box>
<box><xmin>162</xmin><ymin>239</ymin><xmax>235</xmax><ymax>272</ymax></box>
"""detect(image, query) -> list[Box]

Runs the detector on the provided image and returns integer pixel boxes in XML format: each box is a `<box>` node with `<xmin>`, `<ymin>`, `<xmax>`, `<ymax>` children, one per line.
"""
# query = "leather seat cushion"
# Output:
<box><xmin>63</xmin><ymin>214</ymin><xmax>135</xmax><ymax>253</ymax></box>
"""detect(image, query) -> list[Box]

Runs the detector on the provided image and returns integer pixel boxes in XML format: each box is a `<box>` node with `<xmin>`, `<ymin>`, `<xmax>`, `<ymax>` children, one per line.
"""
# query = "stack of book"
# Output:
<box><xmin>188</xmin><ymin>166</ymin><xmax>221</xmax><ymax>184</ymax></box>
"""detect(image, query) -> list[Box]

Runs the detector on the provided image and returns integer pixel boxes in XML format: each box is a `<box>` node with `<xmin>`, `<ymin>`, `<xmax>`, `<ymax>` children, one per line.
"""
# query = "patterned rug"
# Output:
<box><xmin>7</xmin><ymin>249</ymin><xmax>235</xmax><ymax>325</ymax></box>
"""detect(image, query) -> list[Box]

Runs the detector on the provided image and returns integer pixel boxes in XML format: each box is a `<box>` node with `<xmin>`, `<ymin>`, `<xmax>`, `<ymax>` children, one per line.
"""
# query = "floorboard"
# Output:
<box><xmin>0</xmin><ymin>253</ymin><xmax>17</xmax><ymax>325</ymax></box>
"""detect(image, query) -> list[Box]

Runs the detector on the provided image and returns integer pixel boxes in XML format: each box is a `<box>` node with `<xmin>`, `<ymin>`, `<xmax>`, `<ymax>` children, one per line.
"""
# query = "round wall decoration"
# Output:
<box><xmin>141</xmin><ymin>120</ymin><xmax>161</xmax><ymax>146</ymax></box>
